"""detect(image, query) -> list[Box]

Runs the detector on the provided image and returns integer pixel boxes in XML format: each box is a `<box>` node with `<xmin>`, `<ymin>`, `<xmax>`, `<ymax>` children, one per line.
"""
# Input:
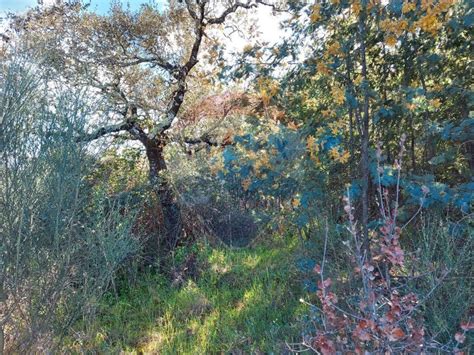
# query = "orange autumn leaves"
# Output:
<box><xmin>310</xmin><ymin>4</ymin><xmax>322</xmax><ymax>23</ymax></box>
<box><xmin>380</xmin><ymin>18</ymin><xmax>409</xmax><ymax>47</ymax></box>
<box><xmin>380</xmin><ymin>0</ymin><xmax>454</xmax><ymax>47</ymax></box>
<box><xmin>310</xmin><ymin>0</ymin><xmax>456</xmax><ymax>48</ymax></box>
<box><xmin>329</xmin><ymin>146</ymin><xmax>351</xmax><ymax>163</ymax></box>
<box><xmin>257</xmin><ymin>77</ymin><xmax>279</xmax><ymax>106</ymax></box>
<box><xmin>381</xmin><ymin>0</ymin><xmax>456</xmax><ymax>45</ymax></box>
<box><xmin>307</xmin><ymin>134</ymin><xmax>350</xmax><ymax>165</ymax></box>
<box><xmin>209</xmin><ymin>119</ymin><xmax>350</xmax><ymax>191</ymax></box>
<box><xmin>331</xmin><ymin>84</ymin><xmax>345</xmax><ymax>105</ymax></box>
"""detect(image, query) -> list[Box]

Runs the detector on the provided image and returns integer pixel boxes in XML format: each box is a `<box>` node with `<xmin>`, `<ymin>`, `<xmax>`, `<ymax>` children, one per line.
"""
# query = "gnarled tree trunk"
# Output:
<box><xmin>144</xmin><ymin>138</ymin><xmax>182</xmax><ymax>260</ymax></box>
<box><xmin>72</xmin><ymin>0</ymin><xmax>268</xmax><ymax>262</ymax></box>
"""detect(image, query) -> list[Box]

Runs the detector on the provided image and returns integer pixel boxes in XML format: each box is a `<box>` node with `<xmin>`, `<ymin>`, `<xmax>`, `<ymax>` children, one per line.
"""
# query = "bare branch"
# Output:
<box><xmin>155</xmin><ymin>0</ymin><xmax>274</xmax><ymax>137</ymax></box>
<box><xmin>254</xmin><ymin>0</ymin><xmax>290</xmax><ymax>12</ymax></box>
<box><xmin>155</xmin><ymin>3</ymin><xmax>206</xmax><ymax>136</ymax></box>
<box><xmin>206</xmin><ymin>0</ymin><xmax>287</xmax><ymax>25</ymax></box>
<box><xmin>183</xmin><ymin>135</ymin><xmax>220</xmax><ymax>146</ymax></box>
<box><xmin>76</xmin><ymin>121</ymin><xmax>134</xmax><ymax>142</ymax></box>
<box><xmin>206</xmin><ymin>1</ymin><xmax>257</xmax><ymax>25</ymax></box>
<box><xmin>128</xmin><ymin>122</ymin><xmax>149</xmax><ymax>144</ymax></box>
<box><xmin>116</xmin><ymin>55</ymin><xmax>178</xmax><ymax>72</ymax></box>
<box><xmin>182</xmin><ymin>134</ymin><xmax>233</xmax><ymax>154</ymax></box>
<box><xmin>184</xmin><ymin>0</ymin><xmax>199</xmax><ymax>20</ymax></box>
<box><xmin>76</xmin><ymin>113</ymin><xmax>148</xmax><ymax>144</ymax></box>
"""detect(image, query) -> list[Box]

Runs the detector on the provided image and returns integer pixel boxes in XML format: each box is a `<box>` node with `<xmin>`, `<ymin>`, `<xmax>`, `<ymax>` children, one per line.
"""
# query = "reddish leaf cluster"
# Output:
<box><xmin>376</xmin><ymin>222</ymin><xmax>404</xmax><ymax>267</ymax></box>
<box><xmin>179</xmin><ymin>91</ymin><xmax>286</xmax><ymax>128</ymax></box>
<box><xmin>311</xmin><ymin>334</ymin><xmax>336</xmax><ymax>355</ymax></box>
<box><xmin>304</xmin><ymin>137</ymin><xmax>470</xmax><ymax>353</ymax></box>
<box><xmin>308</xmin><ymin>202</ymin><xmax>427</xmax><ymax>352</ymax></box>
<box><xmin>311</xmin><ymin>257</ymin><xmax>425</xmax><ymax>353</ymax></box>
<box><xmin>454</xmin><ymin>319</ymin><xmax>474</xmax><ymax>352</ymax></box>
<box><xmin>177</xmin><ymin>92</ymin><xmax>253</xmax><ymax>128</ymax></box>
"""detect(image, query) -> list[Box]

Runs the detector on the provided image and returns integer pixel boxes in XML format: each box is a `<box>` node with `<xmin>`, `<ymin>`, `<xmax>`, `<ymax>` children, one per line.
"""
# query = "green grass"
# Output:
<box><xmin>67</xmin><ymin>236</ymin><xmax>309</xmax><ymax>354</ymax></box>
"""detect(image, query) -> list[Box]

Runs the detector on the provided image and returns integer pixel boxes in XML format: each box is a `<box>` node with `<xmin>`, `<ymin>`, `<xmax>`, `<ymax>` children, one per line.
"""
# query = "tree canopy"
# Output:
<box><xmin>0</xmin><ymin>0</ymin><xmax>472</xmax><ymax>352</ymax></box>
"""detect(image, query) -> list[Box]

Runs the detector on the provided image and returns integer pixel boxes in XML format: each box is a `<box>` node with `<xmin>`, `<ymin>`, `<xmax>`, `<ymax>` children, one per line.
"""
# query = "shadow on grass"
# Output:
<box><xmin>68</xmin><ymin>237</ymin><xmax>309</xmax><ymax>354</ymax></box>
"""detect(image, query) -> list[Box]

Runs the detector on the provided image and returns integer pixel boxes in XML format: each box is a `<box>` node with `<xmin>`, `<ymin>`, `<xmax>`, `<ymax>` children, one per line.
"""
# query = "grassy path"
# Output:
<box><xmin>68</xmin><ymin>237</ymin><xmax>309</xmax><ymax>354</ymax></box>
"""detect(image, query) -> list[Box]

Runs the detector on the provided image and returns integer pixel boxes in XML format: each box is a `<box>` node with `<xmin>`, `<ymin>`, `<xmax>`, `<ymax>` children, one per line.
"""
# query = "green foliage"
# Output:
<box><xmin>88</xmin><ymin>147</ymin><xmax>148</xmax><ymax>195</ymax></box>
<box><xmin>1</xmin><ymin>0</ymin><xmax>472</xmax><ymax>352</ymax></box>
<box><xmin>408</xmin><ymin>213</ymin><xmax>473</xmax><ymax>344</ymax></box>
<box><xmin>0</xmin><ymin>57</ymin><xmax>141</xmax><ymax>352</ymax></box>
<box><xmin>64</xmin><ymin>237</ymin><xmax>308</xmax><ymax>353</ymax></box>
<box><xmin>295</xmin><ymin>194</ymin><xmax>473</xmax><ymax>352</ymax></box>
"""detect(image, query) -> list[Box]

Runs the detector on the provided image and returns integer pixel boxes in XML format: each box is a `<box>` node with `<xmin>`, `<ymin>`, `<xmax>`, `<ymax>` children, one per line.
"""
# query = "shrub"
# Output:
<box><xmin>297</xmin><ymin>136</ymin><xmax>472</xmax><ymax>353</ymax></box>
<box><xmin>0</xmin><ymin>56</ymin><xmax>141</xmax><ymax>352</ymax></box>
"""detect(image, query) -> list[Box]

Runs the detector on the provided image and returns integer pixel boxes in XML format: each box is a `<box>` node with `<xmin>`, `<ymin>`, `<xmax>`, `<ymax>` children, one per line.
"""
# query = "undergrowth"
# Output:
<box><xmin>65</xmin><ymin>236</ymin><xmax>309</xmax><ymax>353</ymax></box>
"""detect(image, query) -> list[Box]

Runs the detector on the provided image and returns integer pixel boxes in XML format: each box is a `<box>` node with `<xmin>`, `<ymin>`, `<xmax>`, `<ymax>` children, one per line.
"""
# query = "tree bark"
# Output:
<box><xmin>359</xmin><ymin>6</ymin><xmax>370</xmax><ymax>258</ymax></box>
<box><xmin>402</xmin><ymin>45</ymin><xmax>416</xmax><ymax>171</ymax></box>
<box><xmin>144</xmin><ymin>138</ymin><xmax>182</xmax><ymax>260</ymax></box>
<box><xmin>74</xmin><ymin>1</ymin><xmax>268</xmax><ymax>262</ymax></box>
<box><xmin>345</xmin><ymin>54</ymin><xmax>355</xmax><ymax>174</ymax></box>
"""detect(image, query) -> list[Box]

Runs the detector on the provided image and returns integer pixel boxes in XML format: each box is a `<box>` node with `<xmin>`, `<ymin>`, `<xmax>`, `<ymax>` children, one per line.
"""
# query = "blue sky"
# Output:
<box><xmin>0</xmin><ymin>0</ymin><xmax>164</xmax><ymax>15</ymax></box>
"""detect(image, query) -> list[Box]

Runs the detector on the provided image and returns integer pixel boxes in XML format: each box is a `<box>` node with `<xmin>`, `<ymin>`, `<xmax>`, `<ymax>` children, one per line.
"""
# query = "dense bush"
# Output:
<box><xmin>293</xmin><ymin>139</ymin><xmax>473</xmax><ymax>353</ymax></box>
<box><xmin>0</xmin><ymin>0</ymin><xmax>471</xmax><ymax>352</ymax></box>
<box><xmin>0</xmin><ymin>57</ymin><xmax>141</xmax><ymax>351</ymax></box>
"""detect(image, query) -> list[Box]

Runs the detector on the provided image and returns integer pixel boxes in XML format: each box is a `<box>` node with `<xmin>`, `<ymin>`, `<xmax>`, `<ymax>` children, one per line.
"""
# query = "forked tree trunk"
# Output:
<box><xmin>144</xmin><ymin>138</ymin><xmax>182</xmax><ymax>259</ymax></box>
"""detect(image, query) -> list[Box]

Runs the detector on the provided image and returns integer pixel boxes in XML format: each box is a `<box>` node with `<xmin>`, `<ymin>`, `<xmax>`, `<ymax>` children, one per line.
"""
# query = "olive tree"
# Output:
<box><xmin>4</xmin><ymin>0</ymin><xmax>280</xmax><ymax>254</ymax></box>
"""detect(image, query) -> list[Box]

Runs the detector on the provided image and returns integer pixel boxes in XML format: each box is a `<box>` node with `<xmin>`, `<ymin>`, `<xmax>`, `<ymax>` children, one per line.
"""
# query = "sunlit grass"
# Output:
<box><xmin>67</xmin><ymin>236</ymin><xmax>308</xmax><ymax>353</ymax></box>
